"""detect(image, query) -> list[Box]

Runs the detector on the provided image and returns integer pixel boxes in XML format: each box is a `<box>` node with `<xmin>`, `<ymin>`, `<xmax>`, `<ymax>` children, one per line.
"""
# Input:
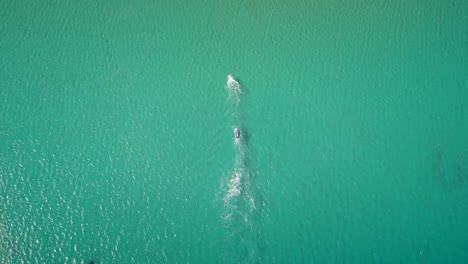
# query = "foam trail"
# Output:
<box><xmin>226</xmin><ymin>74</ymin><xmax>242</xmax><ymax>105</ymax></box>
<box><xmin>227</xmin><ymin>74</ymin><xmax>241</xmax><ymax>91</ymax></box>
<box><xmin>222</xmin><ymin>75</ymin><xmax>266</xmax><ymax>263</ymax></box>
<box><xmin>223</xmin><ymin>74</ymin><xmax>255</xmax><ymax>225</ymax></box>
<box><xmin>223</xmin><ymin>141</ymin><xmax>246</xmax><ymax>207</ymax></box>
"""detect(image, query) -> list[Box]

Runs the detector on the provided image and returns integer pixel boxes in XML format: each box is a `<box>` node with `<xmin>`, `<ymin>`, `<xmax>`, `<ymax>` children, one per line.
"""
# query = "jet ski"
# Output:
<box><xmin>234</xmin><ymin>128</ymin><xmax>240</xmax><ymax>139</ymax></box>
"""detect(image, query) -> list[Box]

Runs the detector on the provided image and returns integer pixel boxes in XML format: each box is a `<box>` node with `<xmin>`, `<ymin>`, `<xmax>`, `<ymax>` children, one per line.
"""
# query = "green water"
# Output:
<box><xmin>1</xmin><ymin>0</ymin><xmax>468</xmax><ymax>263</ymax></box>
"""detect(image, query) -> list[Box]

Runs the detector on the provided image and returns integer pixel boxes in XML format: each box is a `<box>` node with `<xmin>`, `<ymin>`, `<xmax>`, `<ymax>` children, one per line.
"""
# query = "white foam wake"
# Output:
<box><xmin>223</xmin><ymin>169</ymin><xmax>242</xmax><ymax>207</ymax></box>
<box><xmin>226</xmin><ymin>74</ymin><xmax>242</xmax><ymax>105</ymax></box>
<box><xmin>227</xmin><ymin>74</ymin><xmax>241</xmax><ymax>91</ymax></box>
<box><xmin>223</xmin><ymin>74</ymin><xmax>256</xmax><ymax>226</ymax></box>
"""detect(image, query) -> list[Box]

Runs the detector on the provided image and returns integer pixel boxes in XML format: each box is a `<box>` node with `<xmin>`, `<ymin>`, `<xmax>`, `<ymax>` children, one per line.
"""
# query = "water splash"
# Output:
<box><xmin>227</xmin><ymin>74</ymin><xmax>241</xmax><ymax>92</ymax></box>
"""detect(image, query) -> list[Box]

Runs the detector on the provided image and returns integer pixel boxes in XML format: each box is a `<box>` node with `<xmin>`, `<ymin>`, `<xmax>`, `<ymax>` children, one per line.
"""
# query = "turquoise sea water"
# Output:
<box><xmin>1</xmin><ymin>0</ymin><xmax>468</xmax><ymax>263</ymax></box>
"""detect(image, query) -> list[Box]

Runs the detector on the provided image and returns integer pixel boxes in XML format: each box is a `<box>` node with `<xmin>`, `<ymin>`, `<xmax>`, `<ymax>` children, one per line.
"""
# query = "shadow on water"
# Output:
<box><xmin>432</xmin><ymin>144</ymin><xmax>468</xmax><ymax>193</ymax></box>
<box><xmin>454</xmin><ymin>151</ymin><xmax>468</xmax><ymax>190</ymax></box>
<box><xmin>432</xmin><ymin>144</ymin><xmax>447</xmax><ymax>186</ymax></box>
<box><xmin>234</xmin><ymin>78</ymin><xmax>246</xmax><ymax>93</ymax></box>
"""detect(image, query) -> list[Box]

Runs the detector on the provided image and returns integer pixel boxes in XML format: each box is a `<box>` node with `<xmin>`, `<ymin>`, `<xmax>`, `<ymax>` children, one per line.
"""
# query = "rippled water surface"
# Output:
<box><xmin>1</xmin><ymin>0</ymin><xmax>468</xmax><ymax>263</ymax></box>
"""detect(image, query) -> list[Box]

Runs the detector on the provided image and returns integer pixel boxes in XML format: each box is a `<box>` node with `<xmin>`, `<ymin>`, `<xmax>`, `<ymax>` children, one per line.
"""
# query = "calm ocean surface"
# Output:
<box><xmin>1</xmin><ymin>0</ymin><xmax>468</xmax><ymax>263</ymax></box>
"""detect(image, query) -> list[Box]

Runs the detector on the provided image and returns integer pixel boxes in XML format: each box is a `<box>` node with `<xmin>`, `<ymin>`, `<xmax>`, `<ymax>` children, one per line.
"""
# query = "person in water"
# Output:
<box><xmin>234</xmin><ymin>128</ymin><xmax>240</xmax><ymax>139</ymax></box>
